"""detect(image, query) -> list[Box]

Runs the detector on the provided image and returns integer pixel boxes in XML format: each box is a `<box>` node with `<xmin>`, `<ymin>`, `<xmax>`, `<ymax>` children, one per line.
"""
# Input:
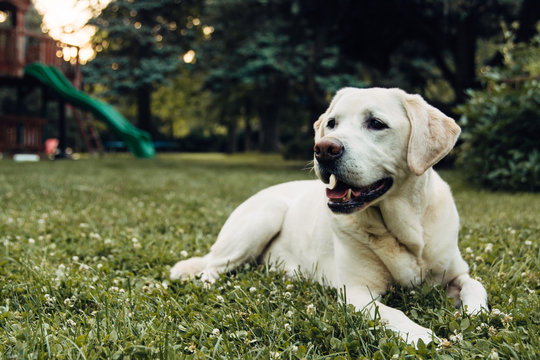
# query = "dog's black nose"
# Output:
<box><xmin>314</xmin><ymin>138</ymin><xmax>344</xmax><ymax>163</ymax></box>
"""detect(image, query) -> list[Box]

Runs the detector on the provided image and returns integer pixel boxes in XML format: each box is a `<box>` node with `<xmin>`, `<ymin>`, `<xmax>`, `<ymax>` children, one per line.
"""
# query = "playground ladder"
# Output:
<box><xmin>71</xmin><ymin>106</ymin><xmax>104</xmax><ymax>156</ymax></box>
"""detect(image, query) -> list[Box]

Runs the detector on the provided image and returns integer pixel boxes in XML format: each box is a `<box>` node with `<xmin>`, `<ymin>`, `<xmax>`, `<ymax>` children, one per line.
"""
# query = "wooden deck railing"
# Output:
<box><xmin>0</xmin><ymin>115</ymin><xmax>46</xmax><ymax>152</ymax></box>
<box><xmin>0</xmin><ymin>28</ymin><xmax>80</xmax><ymax>84</ymax></box>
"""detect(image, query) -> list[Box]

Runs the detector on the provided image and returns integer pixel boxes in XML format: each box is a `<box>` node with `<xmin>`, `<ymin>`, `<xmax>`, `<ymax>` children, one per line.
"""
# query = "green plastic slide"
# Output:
<box><xmin>24</xmin><ymin>63</ymin><xmax>155</xmax><ymax>158</ymax></box>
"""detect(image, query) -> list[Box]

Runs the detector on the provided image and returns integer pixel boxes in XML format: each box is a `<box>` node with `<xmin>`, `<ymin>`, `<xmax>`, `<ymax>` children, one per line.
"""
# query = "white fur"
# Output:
<box><xmin>170</xmin><ymin>87</ymin><xmax>488</xmax><ymax>346</ymax></box>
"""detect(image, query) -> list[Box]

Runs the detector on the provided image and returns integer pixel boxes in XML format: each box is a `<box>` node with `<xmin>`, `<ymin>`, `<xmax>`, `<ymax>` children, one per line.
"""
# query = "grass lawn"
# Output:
<box><xmin>0</xmin><ymin>153</ymin><xmax>538</xmax><ymax>359</ymax></box>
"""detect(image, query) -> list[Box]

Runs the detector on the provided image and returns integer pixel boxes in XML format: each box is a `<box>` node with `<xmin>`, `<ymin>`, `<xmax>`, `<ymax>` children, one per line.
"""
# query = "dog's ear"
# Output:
<box><xmin>402</xmin><ymin>93</ymin><xmax>461</xmax><ymax>175</ymax></box>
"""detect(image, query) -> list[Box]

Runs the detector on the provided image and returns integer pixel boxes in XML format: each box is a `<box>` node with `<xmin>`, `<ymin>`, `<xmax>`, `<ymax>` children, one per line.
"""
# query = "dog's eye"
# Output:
<box><xmin>327</xmin><ymin>118</ymin><xmax>336</xmax><ymax>129</ymax></box>
<box><xmin>367</xmin><ymin>118</ymin><xmax>388</xmax><ymax>131</ymax></box>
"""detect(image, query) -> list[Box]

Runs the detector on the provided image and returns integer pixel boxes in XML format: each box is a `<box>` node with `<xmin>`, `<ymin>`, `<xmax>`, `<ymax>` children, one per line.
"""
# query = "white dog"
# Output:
<box><xmin>170</xmin><ymin>87</ymin><xmax>488</xmax><ymax>345</ymax></box>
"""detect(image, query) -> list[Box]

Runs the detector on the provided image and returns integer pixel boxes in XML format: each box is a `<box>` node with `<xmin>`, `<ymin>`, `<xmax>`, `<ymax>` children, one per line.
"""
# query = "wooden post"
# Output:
<box><xmin>56</xmin><ymin>98</ymin><xmax>67</xmax><ymax>158</ymax></box>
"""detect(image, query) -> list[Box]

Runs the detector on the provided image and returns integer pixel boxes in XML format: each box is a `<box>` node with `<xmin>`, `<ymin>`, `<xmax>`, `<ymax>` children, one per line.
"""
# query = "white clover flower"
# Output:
<box><xmin>286</xmin><ymin>310</ymin><xmax>294</xmax><ymax>318</ymax></box>
<box><xmin>286</xmin><ymin>284</ymin><xmax>294</xmax><ymax>291</ymax></box>
<box><xmin>234</xmin><ymin>285</ymin><xmax>241</xmax><ymax>290</ymax></box>
<box><xmin>64</xmin><ymin>298</ymin><xmax>74</xmax><ymax>307</ymax></box>
<box><xmin>291</xmin><ymin>345</ymin><xmax>298</xmax><ymax>353</ymax></box>
<box><xmin>465</xmin><ymin>247</ymin><xmax>473</xmax><ymax>254</ymax></box>
<box><xmin>66</xmin><ymin>319</ymin><xmax>76</xmax><ymax>327</ymax></box>
<box><xmin>284</xmin><ymin>323</ymin><xmax>292</xmax><ymax>331</ymax></box>
<box><xmin>79</xmin><ymin>264</ymin><xmax>89</xmax><ymax>271</ymax></box>
<box><xmin>97</xmin><ymin>263</ymin><xmax>103</xmax><ymax>270</ymax></box>
<box><xmin>180</xmin><ymin>250</ymin><xmax>188</xmax><ymax>257</ymax></box>
<box><xmin>249</xmin><ymin>287</ymin><xmax>257</xmax><ymax>293</ymax></box>
<box><xmin>28</xmin><ymin>238</ymin><xmax>35</xmax><ymax>245</ymax></box>
<box><xmin>306</xmin><ymin>304</ymin><xmax>316</xmax><ymax>315</ymax></box>
<box><xmin>491</xmin><ymin>308</ymin><xmax>502</xmax><ymax>316</ymax></box>
<box><xmin>449</xmin><ymin>331</ymin><xmax>463</xmax><ymax>343</ymax></box>
<box><xmin>502</xmin><ymin>314</ymin><xmax>513</xmax><ymax>325</ymax></box>
<box><xmin>72</xmin><ymin>256</ymin><xmax>79</xmax><ymax>262</ymax></box>
<box><xmin>524</xmin><ymin>240</ymin><xmax>532</xmax><ymax>246</ymax></box>
<box><xmin>216</xmin><ymin>295</ymin><xmax>224</xmax><ymax>302</ymax></box>
<box><xmin>44</xmin><ymin>294</ymin><xmax>56</xmax><ymax>304</ymax></box>
<box><xmin>488</xmin><ymin>349</ymin><xmax>499</xmax><ymax>360</ymax></box>
<box><xmin>270</xmin><ymin>351</ymin><xmax>280</xmax><ymax>359</ymax></box>
<box><xmin>484</xmin><ymin>243</ymin><xmax>493</xmax><ymax>253</ymax></box>
<box><xmin>79</xmin><ymin>223</ymin><xmax>89</xmax><ymax>228</ymax></box>
<box><xmin>212</xmin><ymin>328</ymin><xmax>220</xmax><ymax>337</ymax></box>
<box><xmin>284</xmin><ymin>292</ymin><xmax>292</xmax><ymax>299</ymax></box>
<box><xmin>104</xmin><ymin>238</ymin><xmax>113</xmax><ymax>245</ymax></box>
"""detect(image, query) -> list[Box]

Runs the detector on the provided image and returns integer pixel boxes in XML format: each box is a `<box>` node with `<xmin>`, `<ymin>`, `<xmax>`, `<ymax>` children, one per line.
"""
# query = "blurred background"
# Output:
<box><xmin>1</xmin><ymin>0</ymin><xmax>539</xmax><ymax>191</ymax></box>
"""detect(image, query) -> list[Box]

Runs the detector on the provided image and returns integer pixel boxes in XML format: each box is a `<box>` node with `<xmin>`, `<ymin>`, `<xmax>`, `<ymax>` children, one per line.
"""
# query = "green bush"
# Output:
<box><xmin>457</xmin><ymin>26</ymin><xmax>540</xmax><ymax>191</ymax></box>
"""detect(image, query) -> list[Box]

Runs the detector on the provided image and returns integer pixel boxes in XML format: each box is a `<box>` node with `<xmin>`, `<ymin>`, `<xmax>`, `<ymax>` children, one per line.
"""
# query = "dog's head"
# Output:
<box><xmin>313</xmin><ymin>87</ymin><xmax>460</xmax><ymax>214</ymax></box>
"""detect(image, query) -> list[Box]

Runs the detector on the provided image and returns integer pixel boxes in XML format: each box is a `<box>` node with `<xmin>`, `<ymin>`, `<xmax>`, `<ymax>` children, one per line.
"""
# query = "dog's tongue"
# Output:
<box><xmin>326</xmin><ymin>181</ymin><xmax>350</xmax><ymax>199</ymax></box>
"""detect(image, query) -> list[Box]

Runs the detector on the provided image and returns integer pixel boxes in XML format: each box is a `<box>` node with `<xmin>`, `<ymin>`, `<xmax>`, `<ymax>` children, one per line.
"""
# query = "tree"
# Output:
<box><xmin>84</xmin><ymin>0</ymin><xmax>203</xmax><ymax>137</ymax></box>
<box><xmin>457</xmin><ymin>24</ymin><xmax>540</xmax><ymax>191</ymax></box>
<box><xmin>196</xmin><ymin>0</ymin><xmax>534</xmax><ymax>155</ymax></box>
<box><xmin>197</xmin><ymin>0</ymin><xmax>364</xmax><ymax>152</ymax></box>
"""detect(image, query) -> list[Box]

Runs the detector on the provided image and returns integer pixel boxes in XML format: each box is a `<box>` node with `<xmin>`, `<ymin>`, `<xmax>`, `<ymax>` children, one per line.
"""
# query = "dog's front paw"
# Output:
<box><xmin>170</xmin><ymin>257</ymin><xmax>207</xmax><ymax>281</ymax></box>
<box><xmin>404</xmin><ymin>328</ymin><xmax>438</xmax><ymax>347</ymax></box>
<box><xmin>464</xmin><ymin>301</ymin><xmax>489</xmax><ymax>316</ymax></box>
<box><xmin>389</xmin><ymin>324</ymin><xmax>438</xmax><ymax>348</ymax></box>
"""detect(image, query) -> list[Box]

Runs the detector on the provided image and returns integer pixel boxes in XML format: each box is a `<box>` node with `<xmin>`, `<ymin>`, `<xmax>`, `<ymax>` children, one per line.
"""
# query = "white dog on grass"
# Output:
<box><xmin>170</xmin><ymin>87</ymin><xmax>488</xmax><ymax>345</ymax></box>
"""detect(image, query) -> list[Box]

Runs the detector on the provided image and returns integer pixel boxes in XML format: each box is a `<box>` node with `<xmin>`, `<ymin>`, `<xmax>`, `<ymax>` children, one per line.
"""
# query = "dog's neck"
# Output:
<box><xmin>377</xmin><ymin>169</ymin><xmax>433</xmax><ymax>258</ymax></box>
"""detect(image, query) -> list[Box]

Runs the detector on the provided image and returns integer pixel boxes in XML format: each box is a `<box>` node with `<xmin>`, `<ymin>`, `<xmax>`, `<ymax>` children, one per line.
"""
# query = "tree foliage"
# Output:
<box><xmin>83</xmin><ymin>0</ymin><xmax>203</xmax><ymax>136</ymax></box>
<box><xmin>193</xmin><ymin>0</ymin><xmax>535</xmax><ymax>155</ymax></box>
<box><xmin>457</xmin><ymin>24</ymin><xmax>540</xmax><ymax>191</ymax></box>
<box><xmin>84</xmin><ymin>0</ymin><xmax>540</xmax><ymax>165</ymax></box>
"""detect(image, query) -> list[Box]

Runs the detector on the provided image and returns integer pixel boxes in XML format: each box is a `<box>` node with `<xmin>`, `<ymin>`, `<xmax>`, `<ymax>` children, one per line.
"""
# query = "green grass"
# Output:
<box><xmin>0</xmin><ymin>154</ymin><xmax>538</xmax><ymax>359</ymax></box>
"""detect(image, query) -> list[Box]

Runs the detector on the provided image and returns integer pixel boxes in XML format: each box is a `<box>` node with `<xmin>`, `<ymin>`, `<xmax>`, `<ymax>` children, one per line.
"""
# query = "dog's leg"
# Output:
<box><xmin>346</xmin><ymin>286</ymin><xmax>437</xmax><ymax>346</ymax></box>
<box><xmin>367</xmin><ymin>234</ymin><xmax>423</xmax><ymax>287</ymax></box>
<box><xmin>447</xmin><ymin>273</ymin><xmax>488</xmax><ymax>314</ymax></box>
<box><xmin>170</xmin><ymin>188</ymin><xmax>291</xmax><ymax>282</ymax></box>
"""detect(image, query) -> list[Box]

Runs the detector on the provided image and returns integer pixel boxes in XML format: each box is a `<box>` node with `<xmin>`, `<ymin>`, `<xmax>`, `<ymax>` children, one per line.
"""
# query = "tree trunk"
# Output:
<box><xmin>136</xmin><ymin>85</ymin><xmax>154</xmax><ymax>137</ymax></box>
<box><xmin>454</xmin><ymin>13</ymin><xmax>478</xmax><ymax>103</ymax></box>
<box><xmin>259</xmin><ymin>106</ymin><xmax>279</xmax><ymax>152</ymax></box>
<box><xmin>244</xmin><ymin>118</ymin><xmax>252</xmax><ymax>151</ymax></box>
<box><xmin>242</xmin><ymin>100</ymin><xmax>253</xmax><ymax>151</ymax></box>
<box><xmin>226</xmin><ymin>117</ymin><xmax>237</xmax><ymax>154</ymax></box>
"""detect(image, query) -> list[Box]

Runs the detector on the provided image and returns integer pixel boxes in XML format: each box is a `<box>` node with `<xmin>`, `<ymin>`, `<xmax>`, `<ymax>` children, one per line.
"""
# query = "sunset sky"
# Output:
<box><xmin>33</xmin><ymin>0</ymin><xmax>111</xmax><ymax>62</ymax></box>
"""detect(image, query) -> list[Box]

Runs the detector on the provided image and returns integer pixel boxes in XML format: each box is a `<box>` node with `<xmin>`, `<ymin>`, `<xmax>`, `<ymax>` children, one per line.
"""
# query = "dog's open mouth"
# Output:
<box><xmin>326</xmin><ymin>175</ymin><xmax>393</xmax><ymax>214</ymax></box>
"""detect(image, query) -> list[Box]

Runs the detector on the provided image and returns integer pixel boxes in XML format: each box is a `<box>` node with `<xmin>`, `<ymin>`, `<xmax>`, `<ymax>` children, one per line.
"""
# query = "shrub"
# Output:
<box><xmin>457</xmin><ymin>26</ymin><xmax>540</xmax><ymax>191</ymax></box>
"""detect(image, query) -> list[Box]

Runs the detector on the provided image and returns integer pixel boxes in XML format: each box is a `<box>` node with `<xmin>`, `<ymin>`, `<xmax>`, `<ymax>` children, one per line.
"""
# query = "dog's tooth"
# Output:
<box><xmin>329</xmin><ymin>174</ymin><xmax>337</xmax><ymax>190</ymax></box>
<box><xmin>343</xmin><ymin>188</ymin><xmax>352</xmax><ymax>201</ymax></box>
